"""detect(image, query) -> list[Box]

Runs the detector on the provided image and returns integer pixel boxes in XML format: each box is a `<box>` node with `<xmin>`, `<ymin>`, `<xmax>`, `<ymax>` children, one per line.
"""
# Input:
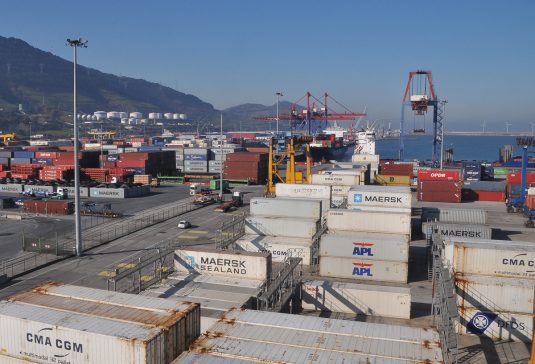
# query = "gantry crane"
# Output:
<box><xmin>0</xmin><ymin>133</ymin><xmax>16</xmax><ymax>142</ymax></box>
<box><xmin>399</xmin><ymin>70</ymin><xmax>445</xmax><ymax>163</ymax></box>
<box><xmin>266</xmin><ymin>136</ymin><xmax>313</xmax><ymax>194</ymax></box>
<box><xmin>256</xmin><ymin>92</ymin><xmax>366</xmax><ymax>136</ymax></box>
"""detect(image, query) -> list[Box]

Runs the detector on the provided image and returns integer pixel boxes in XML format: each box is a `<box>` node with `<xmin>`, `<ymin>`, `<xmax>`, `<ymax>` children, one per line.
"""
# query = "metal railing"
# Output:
<box><xmin>257</xmin><ymin>257</ymin><xmax>302</xmax><ymax>312</ymax></box>
<box><xmin>215</xmin><ymin>212</ymin><xmax>247</xmax><ymax>250</ymax></box>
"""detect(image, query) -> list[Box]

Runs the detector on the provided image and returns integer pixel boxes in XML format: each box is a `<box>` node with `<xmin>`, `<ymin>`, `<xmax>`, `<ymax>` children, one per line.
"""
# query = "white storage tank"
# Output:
<box><xmin>164</xmin><ymin>112</ymin><xmax>173</xmax><ymax>119</ymax></box>
<box><xmin>149</xmin><ymin>112</ymin><xmax>162</xmax><ymax>120</ymax></box>
<box><xmin>106</xmin><ymin>111</ymin><xmax>121</xmax><ymax>119</ymax></box>
<box><xmin>93</xmin><ymin>111</ymin><xmax>107</xmax><ymax>120</ymax></box>
<box><xmin>129</xmin><ymin>111</ymin><xmax>143</xmax><ymax>118</ymax></box>
<box><xmin>179</xmin><ymin>113</ymin><xmax>187</xmax><ymax>119</ymax></box>
<box><xmin>173</xmin><ymin>113</ymin><xmax>181</xmax><ymax>119</ymax></box>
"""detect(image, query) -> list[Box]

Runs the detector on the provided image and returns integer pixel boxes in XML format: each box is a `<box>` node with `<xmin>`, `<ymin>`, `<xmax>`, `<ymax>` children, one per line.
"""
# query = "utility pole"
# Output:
<box><xmin>219</xmin><ymin>112</ymin><xmax>223</xmax><ymax>201</ymax></box>
<box><xmin>67</xmin><ymin>38</ymin><xmax>87</xmax><ymax>257</ymax></box>
<box><xmin>275</xmin><ymin>92</ymin><xmax>283</xmax><ymax>135</ymax></box>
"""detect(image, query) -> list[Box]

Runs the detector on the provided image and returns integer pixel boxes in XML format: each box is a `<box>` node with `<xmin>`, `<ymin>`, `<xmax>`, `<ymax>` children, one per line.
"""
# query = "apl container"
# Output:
<box><xmin>245</xmin><ymin>216</ymin><xmax>319</xmax><ymax>238</ymax></box>
<box><xmin>275</xmin><ymin>183</ymin><xmax>331</xmax><ymax>199</ymax></box>
<box><xmin>347</xmin><ymin>185</ymin><xmax>411</xmax><ymax>208</ymax></box>
<box><xmin>302</xmin><ymin>280</ymin><xmax>411</xmax><ymax>319</ymax></box>
<box><xmin>320</xmin><ymin>232</ymin><xmax>409</xmax><ymax>262</ymax></box>
<box><xmin>249</xmin><ymin>197</ymin><xmax>321</xmax><ymax>220</ymax></box>
<box><xmin>236</xmin><ymin>234</ymin><xmax>314</xmax><ymax>265</ymax></box>
<box><xmin>319</xmin><ymin>256</ymin><xmax>408</xmax><ymax>283</ymax></box>
<box><xmin>311</xmin><ymin>174</ymin><xmax>360</xmax><ymax>186</ymax></box>
<box><xmin>175</xmin><ymin>247</ymin><xmax>271</xmax><ymax>280</ymax></box>
<box><xmin>327</xmin><ymin>209</ymin><xmax>411</xmax><ymax>235</ymax></box>
<box><xmin>421</xmin><ymin>222</ymin><xmax>492</xmax><ymax>240</ymax></box>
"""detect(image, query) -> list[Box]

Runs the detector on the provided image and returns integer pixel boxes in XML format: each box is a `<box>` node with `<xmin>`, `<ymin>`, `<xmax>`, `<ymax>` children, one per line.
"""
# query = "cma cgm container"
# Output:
<box><xmin>327</xmin><ymin>209</ymin><xmax>411</xmax><ymax>235</ymax></box>
<box><xmin>346</xmin><ymin>185</ymin><xmax>411</xmax><ymax>208</ymax></box>
<box><xmin>245</xmin><ymin>216</ymin><xmax>319</xmax><ymax>238</ymax></box>
<box><xmin>236</xmin><ymin>234</ymin><xmax>314</xmax><ymax>265</ymax></box>
<box><xmin>175</xmin><ymin>247</ymin><xmax>271</xmax><ymax>280</ymax></box>
<box><xmin>421</xmin><ymin>222</ymin><xmax>492</xmax><ymax>240</ymax></box>
<box><xmin>319</xmin><ymin>257</ymin><xmax>408</xmax><ymax>283</ymax></box>
<box><xmin>0</xmin><ymin>286</ymin><xmax>200</xmax><ymax>363</ymax></box>
<box><xmin>275</xmin><ymin>183</ymin><xmax>331</xmax><ymax>200</ymax></box>
<box><xmin>320</xmin><ymin>231</ymin><xmax>409</xmax><ymax>261</ymax></box>
<box><xmin>302</xmin><ymin>280</ymin><xmax>411</xmax><ymax>319</ymax></box>
<box><xmin>311</xmin><ymin>173</ymin><xmax>360</xmax><ymax>186</ymax></box>
<box><xmin>249</xmin><ymin>197</ymin><xmax>321</xmax><ymax>220</ymax></box>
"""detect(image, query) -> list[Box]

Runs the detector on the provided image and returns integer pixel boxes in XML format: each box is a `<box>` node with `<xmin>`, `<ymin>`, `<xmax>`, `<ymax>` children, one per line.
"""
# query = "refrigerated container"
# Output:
<box><xmin>245</xmin><ymin>216</ymin><xmax>319</xmax><ymax>238</ymax></box>
<box><xmin>347</xmin><ymin>185</ymin><xmax>411</xmax><ymax>208</ymax></box>
<box><xmin>311</xmin><ymin>173</ymin><xmax>360</xmax><ymax>186</ymax></box>
<box><xmin>327</xmin><ymin>209</ymin><xmax>411</xmax><ymax>235</ymax></box>
<box><xmin>422</xmin><ymin>222</ymin><xmax>492</xmax><ymax>240</ymax></box>
<box><xmin>235</xmin><ymin>234</ymin><xmax>314</xmax><ymax>265</ymax></box>
<box><xmin>275</xmin><ymin>183</ymin><xmax>332</xmax><ymax>199</ymax></box>
<box><xmin>249</xmin><ymin>197</ymin><xmax>321</xmax><ymax>220</ymax></box>
<box><xmin>319</xmin><ymin>256</ymin><xmax>408</xmax><ymax>283</ymax></box>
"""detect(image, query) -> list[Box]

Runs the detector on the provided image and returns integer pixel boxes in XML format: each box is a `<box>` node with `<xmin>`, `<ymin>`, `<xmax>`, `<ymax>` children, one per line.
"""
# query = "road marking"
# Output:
<box><xmin>98</xmin><ymin>271</ymin><xmax>116</xmax><ymax>277</ymax></box>
<box><xmin>117</xmin><ymin>263</ymin><xmax>137</xmax><ymax>269</ymax></box>
<box><xmin>141</xmin><ymin>275</ymin><xmax>154</xmax><ymax>282</ymax></box>
<box><xmin>189</xmin><ymin>230</ymin><xmax>208</xmax><ymax>234</ymax></box>
<box><xmin>178</xmin><ymin>235</ymin><xmax>199</xmax><ymax>239</ymax></box>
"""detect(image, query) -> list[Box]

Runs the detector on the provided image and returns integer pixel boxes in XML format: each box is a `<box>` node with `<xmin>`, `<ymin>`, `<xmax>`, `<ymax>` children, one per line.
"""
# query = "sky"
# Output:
<box><xmin>1</xmin><ymin>0</ymin><xmax>534</xmax><ymax>131</ymax></box>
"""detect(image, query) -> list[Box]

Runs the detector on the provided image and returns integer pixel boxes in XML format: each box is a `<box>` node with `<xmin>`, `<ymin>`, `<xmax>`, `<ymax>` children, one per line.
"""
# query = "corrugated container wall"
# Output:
<box><xmin>327</xmin><ymin>210</ymin><xmax>411</xmax><ymax>235</ymax></box>
<box><xmin>275</xmin><ymin>183</ymin><xmax>331</xmax><ymax>199</ymax></box>
<box><xmin>249</xmin><ymin>197</ymin><xmax>321</xmax><ymax>220</ymax></box>
<box><xmin>245</xmin><ymin>216</ymin><xmax>319</xmax><ymax>238</ymax></box>
<box><xmin>319</xmin><ymin>257</ymin><xmax>408</xmax><ymax>283</ymax></box>
<box><xmin>422</xmin><ymin>222</ymin><xmax>492</xmax><ymax>240</ymax></box>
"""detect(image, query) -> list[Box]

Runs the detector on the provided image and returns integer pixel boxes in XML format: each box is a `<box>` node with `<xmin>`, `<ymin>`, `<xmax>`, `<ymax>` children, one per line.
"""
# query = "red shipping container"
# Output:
<box><xmin>0</xmin><ymin>171</ymin><xmax>11</xmax><ymax>178</ymax></box>
<box><xmin>116</xmin><ymin>160</ymin><xmax>147</xmax><ymax>168</ymax></box>
<box><xmin>418</xmin><ymin>170</ymin><xmax>460</xmax><ymax>181</ymax></box>
<box><xmin>475</xmin><ymin>191</ymin><xmax>506</xmax><ymax>202</ymax></box>
<box><xmin>228</xmin><ymin>132</ymin><xmax>256</xmax><ymax>140</ymax></box>
<box><xmin>506</xmin><ymin>173</ymin><xmax>535</xmax><ymax>185</ymax></box>
<box><xmin>0</xmin><ymin>165</ymin><xmax>4</xmax><ymax>172</ymax></box>
<box><xmin>11</xmin><ymin>173</ymin><xmax>33</xmax><ymax>179</ymax></box>
<box><xmin>417</xmin><ymin>180</ymin><xmax>462</xmax><ymax>193</ymax></box>
<box><xmin>526</xmin><ymin>195</ymin><xmax>535</xmax><ymax>209</ymax></box>
<box><xmin>23</xmin><ymin>200</ymin><xmax>74</xmax><ymax>215</ymax></box>
<box><xmin>226</xmin><ymin>153</ymin><xmax>267</xmax><ymax>162</ymax></box>
<box><xmin>35</xmin><ymin>151</ymin><xmax>58</xmax><ymax>159</ymax></box>
<box><xmin>417</xmin><ymin>191</ymin><xmax>461</xmax><ymax>203</ymax></box>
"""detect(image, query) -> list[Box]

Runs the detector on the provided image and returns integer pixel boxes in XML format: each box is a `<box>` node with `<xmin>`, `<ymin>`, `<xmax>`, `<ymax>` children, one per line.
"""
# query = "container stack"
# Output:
<box><xmin>351</xmin><ymin>154</ymin><xmax>379</xmax><ymax>181</ymax></box>
<box><xmin>461</xmin><ymin>180</ymin><xmax>506</xmax><ymax>202</ymax></box>
<box><xmin>443</xmin><ymin>238</ymin><xmax>535</xmax><ymax>342</ymax></box>
<box><xmin>0</xmin><ymin>282</ymin><xmax>200</xmax><ymax>363</ymax></box>
<box><xmin>275</xmin><ymin>183</ymin><xmax>332</xmax><ymax>216</ymax></box>
<box><xmin>506</xmin><ymin>172</ymin><xmax>535</xmax><ymax>202</ymax></box>
<box><xmin>311</xmin><ymin>172</ymin><xmax>362</xmax><ymax>207</ymax></box>
<box><xmin>417</xmin><ymin>170</ymin><xmax>461</xmax><ymax>203</ymax></box>
<box><xmin>242</xmin><ymin>197</ymin><xmax>322</xmax><ymax>264</ymax></box>
<box><xmin>224</xmin><ymin>152</ymin><xmax>268</xmax><ymax>184</ymax></box>
<box><xmin>378</xmin><ymin>162</ymin><xmax>414</xmax><ymax>186</ymax></box>
<box><xmin>421</xmin><ymin>207</ymin><xmax>490</xmax><ymax>240</ymax></box>
<box><xmin>184</xmin><ymin>148</ymin><xmax>209</xmax><ymax>173</ymax></box>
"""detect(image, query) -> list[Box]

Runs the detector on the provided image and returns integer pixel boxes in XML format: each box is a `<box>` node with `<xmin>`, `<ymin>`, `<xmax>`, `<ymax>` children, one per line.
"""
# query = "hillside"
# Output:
<box><xmin>222</xmin><ymin>101</ymin><xmax>296</xmax><ymax>131</ymax></box>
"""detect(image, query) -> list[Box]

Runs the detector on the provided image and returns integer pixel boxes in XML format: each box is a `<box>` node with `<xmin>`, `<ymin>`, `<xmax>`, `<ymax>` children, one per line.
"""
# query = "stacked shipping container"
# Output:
<box><xmin>417</xmin><ymin>170</ymin><xmax>461</xmax><ymax>202</ymax></box>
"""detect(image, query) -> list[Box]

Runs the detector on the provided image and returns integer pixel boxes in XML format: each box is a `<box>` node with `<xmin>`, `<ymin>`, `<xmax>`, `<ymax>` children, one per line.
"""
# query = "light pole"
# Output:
<box><xmin>440</xmin><ymin>100</ymin><xmax>448</xmax><ymax>170</ymax></box>
<box><xmin>275</xmin><ymin>92</ymin><xmax>283</xmax><ymax>136</ymax></box>
<box><xmin>67</xmin><ymin>38</ymin><xmax>87</xmax><ymax>257</ymax></box>
<box><xmin>219</xmin><ymin>112</ymin><xmax>223</xmax><ymax>201</ymax></box>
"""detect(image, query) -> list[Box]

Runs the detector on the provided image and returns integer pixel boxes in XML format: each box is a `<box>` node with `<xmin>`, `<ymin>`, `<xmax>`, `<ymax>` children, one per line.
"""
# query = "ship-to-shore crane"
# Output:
<box><xmin>400</xmin><ymin>70</ymin><xmax>445</xmax><ymax>163</ymax></box>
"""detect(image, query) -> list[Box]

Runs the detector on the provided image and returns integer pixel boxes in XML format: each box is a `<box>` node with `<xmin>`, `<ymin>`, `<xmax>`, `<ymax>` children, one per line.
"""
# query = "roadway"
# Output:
<box><xmin>0</xmin><ymin>185</ymin><xmax>264</xmax><ymax>300</ymax></box>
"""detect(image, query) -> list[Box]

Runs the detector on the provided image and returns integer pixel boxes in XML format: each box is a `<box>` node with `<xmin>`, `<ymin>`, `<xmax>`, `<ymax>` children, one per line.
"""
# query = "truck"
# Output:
<box><xmin>214</xmin><ymin>191</ymin><xmax>244</xmax><ymax>213</ymax></box>
<box><xmin>209</xmin><ymin>179</ymin><xmax>230</xmax><ymax>192</ymax></box>
<box><xmin>189</xmin><ymin>183</ymin><xmax>210</xmax><ymax>196</ymax></box>
<box><xmin>49</xmin><ymin>188</ymin><xmax>68</xmax><ymax>200</ymax></box>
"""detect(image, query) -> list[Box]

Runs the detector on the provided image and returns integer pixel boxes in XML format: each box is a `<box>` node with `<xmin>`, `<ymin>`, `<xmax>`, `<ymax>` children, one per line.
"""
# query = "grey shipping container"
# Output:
<box><xmin>23</xmin><ymin>185</ymin><xmax>55</xmax><ymax>194</ymax></box>
<box><xmin>0</xmin><ymin>184</ymin><xmax>23</xmax><ymax>193</ymax></box>
<box><xmin>0</xmin><ymin>151</ymin><xmax>13</xmax><ymax>158</ymax></box>
<box><xmin>184</xmin><ymin>160</ymin><xmax>208</xmax><ymax>167</ymax></box>
<box><xmin>63</xmin><ymin>187</ymin><xmax>89</xmax><ymax>198</ymax></box>
<box><xmin>422</xmin><ymin>207</ymin><xmax>488</xmax><ymax>225</ymax></box>
<box><xmin>462</xmin><ymin>180</ymin><xmax>506</xmax><ymax>192</ymax></box>
<box><xmin>184</xmin><ymin>148</ymin><xmax>209</xmax><ymax>155</ymax></box>
<box><xmin>0</xmin><ymin>157</ymin><xmax>9</xmax><ymax>165</ymax></box>
<box><xmin>184</xmin><ymin>166</ymin><xmax>208</xmax><ymax>173</ymax></box>
<box><xmin>9</xmin><ymin>158</ymin><xmax>31</xmax><ymax>164</ymax></box>
<box><xmin>422</xmin><ymin>222</ymin><xmax>492</xmax><ymax>239</ymax></box>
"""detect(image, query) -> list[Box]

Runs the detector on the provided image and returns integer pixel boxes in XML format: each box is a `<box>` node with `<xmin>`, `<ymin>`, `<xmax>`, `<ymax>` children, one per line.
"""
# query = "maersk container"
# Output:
<box><xmin>236</xmin><ymin>234</ymin><xmax>314</xmax><ymax>265</ymax></box>
<box><xmin>422</xmin><ymin>207</ymin><xmax>488</xmax><ymax>225</ymax></box>
<box><xmin>348</xmin><ymin>205</ymin><xmax>412</xmax><ymax>214</ymax></box>
<box><xmin>422</xmin><ymin>222</ymin><xmax>492</xmax><ymax>240</ymax></box>
<box><xmin>443</xmin><ymin>238</ymin><xmax>535</xmax><ymax>279</ymax></box>
<box><xmin>249</xmin><ymin>197</ymin><xmax>321</xmax><ymax>220</ymax></box>
<box><xmin>456</xmin><ymin>307</ymin><xmax>532</xmax><ymax>342</ymax></box>
<box><xmin>311</xmin><ymin>173</ymin><xmax>360</xmax><ymax>186</ymax></box>
<box><xmin>0</xmin><ymin>184</ymin><xmax>23</xmax><ymax>194</ymax></box>
<box><xmin>245</xmin><ymin>216</ymin><xmax>319</xmax><ymax>238</ymax></box>
<box><xmin>319</xmin><ymin>256</ymin><xmax>408</xmax><ymax>283</ymax></box>
<box><xmin>320</xmin><ymin>232</ymin><xmax>409</xmax><ymax>262</ymax></box>
<box><xmin>0</xmin><ymin>300</ymin><xmax>188</xmax><ymax>364</ymax></box>
<box><xmin>64</xmin><ymin>186</ymin><xmax>89</xmax><ymax>198</ymax></box>
<box><xmin>23</xmin><ymin>185</ymin><xmax>55</xmax><ymax>194</ymax></box>
<box><xmin>302</xmin><ymin>280</ymin><xmax>411</xmax><ymax>319</ymax></box>
<box><xmin>175</xmin><ymin>247</ymin><xmax>271</xmax><ymax>280</ymax></box>
<box><xmin>456</xmin><ymin>274</ymin><xmax>535</xmax><ymax>314</ymax></box>
<box><xmin>327</xmin><ymin>209</ymin><xmax>411</xmax><ymax>235</ymax></box>
<box><xmin>186</xmin><ymin>308</ymin><xmax>442</xmax><ymax>363</ymax></box>
<box><xmin>275</xmin><ymin>183</ymin><xmax>331</xmax><ymax>199</ymax></box>
<box><xmin>347</xmin><ymin>185</ymin><xmax>412</xmax><ymax>208</ymax></box>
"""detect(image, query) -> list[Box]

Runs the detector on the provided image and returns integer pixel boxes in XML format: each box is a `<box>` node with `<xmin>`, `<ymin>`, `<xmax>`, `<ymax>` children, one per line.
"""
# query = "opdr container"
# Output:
<box><xmin>347</xmin><ymin>185</ymin><xmax>411</xmax><ymax>208</ymax></box>
<box><xmin>236</xmin><ymin>234</ymin><xmax>314</xmax><ymax>265</ymax></box>
<box><xmin>245</xmin><ymin>216</ymin><xmax>319</xmax><ymax>238</ymax></box>
<box><xmin>455</xmin><ymin>274</ymin><xmax>535</xmax><ymax>314</ymax></box>
<box><xmin>320</xmin><ymin>232</ymin><xmax>409</xmax><ymax>261</ymax></box>
<box><xmin>456</xmin><ymin>307</ymin><xmax>532</xmax><ymax>342</ymax></box>
<box><xmin>175</xmin><ymin>247</ymin><xmax>271</xmax><ymax>280</ymax></box>
<box><xmin>319</xmin><ymin>256</ymin><xmax>408</xmax><ymax>283</ymax></box>
<box><xmin>249</xmin><ymin>197</ymin><xmax>321</xmax><ymax>220</ymax></box>
<box><xmin>422</xmin><ymin>222</ymin><xmax>492</xmax><ymax>240</ymax></box>
<box><xmin>275</xmin><ymin>183</ymin><xmax>331</xmax><ymax>199</ymax></box>
<box><xmin>302</xmin><ymin>280</ymin><xmax>411</xmax><ymax>319</ymax></box>
<box><xmin>327</xmin><ymin>209</ymin><xmax>411</xmax><ymax>235</ymax></box>
<box><xmin>443</xmin><ymin>238</ymin><xmax>535</xmax><ymax>279</ymax></box>
<box><xmin>311</xmin><ymin>173</ymin><xmax>360</xmax><ymax>186</ymax></box>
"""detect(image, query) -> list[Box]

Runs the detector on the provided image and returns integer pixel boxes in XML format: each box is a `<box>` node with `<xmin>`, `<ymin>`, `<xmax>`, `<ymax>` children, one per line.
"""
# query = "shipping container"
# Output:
<box><xmin>418</xmin><ymin>170</ymin><xmax>460</xmax><ymax>181</ymax></box>
<box><xmin>327</xmin><ymin>209</ymin><xmax>411</xmax><ymax>235</ymax></box>
<box><xmin>331</xmin><ymin>185</ymin><xmax>352</xmax><ymax>196</ymax></box>
<box><xmin>375</xmin><ymin>174</ymin><xmax>411</xmax><ymax>186</ymax></box>
<box><xmin>311</xmin><ymin>173</ymin><xmax>360</xmax><ymax>186</ymax></box>
<box><xmin>175</xmin><ymin>247</ymin><xmax>271</xmax><ymax>280</ymax></box>
<box><xmin>235</xmin><ymin>234</ymin><xmax>314</xmax><ymax>265</ymax></box>
<box><xmin>63</xmin><ymin>186</ymin><xmax>89</xmax><ymax>198</ymax></box>
<box><xmin>456</xmin><ymin>274</ymin><xmax>535</xmax><ymax>314</ymax></box>
<box><xmin>418</xmin><ymin>190</ymin><xmax>461</xmax><ymax>203</ymax></box>
<box><xmin>184</xmin><ymin>308</ymin><xmax>442</xmax><ymax>363</ymax></box>
<box><xmin>351</xmin><ymin>154</ymin><xmax>380</xmax><ymax>164</ymax></box>
<box><xmin>275</xmin><ymin>183</ymin><xmax>331</xmax><ymax>200</ymax></box>
<box><xmin>456</xmin><ymin>307</ymin><xmax>532</xmax><ymax>342</ymax></box>
<box><xmin>422</xmin><ymin>222</ymin><xmax>492</xmax><ymax>240</ymax></box>
<box><xmin>319</xmin><ymin>256</ymin><xmax>408</xmax><ymax>282</ymax></box>
<box><xmin>249</xmin><ymin>197</ymin><xmax>321</xmax><ymax>220</ymax></box>
<box><xmin>347</xmin><ymin>185</ymin><xmax>411</xmax><ymax>208</ymax></box>
<box><xmin>245</xmin><ymin>216</ymin><xmax>319</xmax><ymax>238</ymax></box>
<box><xmin>23</xmin><ymin>200</ymin><xmax>74</xmax><ymax>215</ymax></box>
<box><xmin>0</xmin><ymin>184</ymin><xmax>23</xmax><ymax>194</ymax></box>
<box><xmin>23</xmin><ymin>185</ymin><xmax>55</xmax><ymax>194</ymax></box>
<box><xmin>302</xmin><ymin>280</ymin><xmax>411</xmax><ymax>318</ymax></box>
<box><xmin>443</xmin><ymin>238</ymin><xmax>535</xmax><ymax>279</ymax></box>
<box><xmin>422</xmin><ymin>208</ymin><xmax>488</xmax><ymax>225</ymax></box>
<box><xmin>320</xmin><ymin>231</ymin><xmax>409</xmax><ymax>261</ymax></box>
<box><xmin>417</xmin><ymin>180</ymin><xmax>462</xmax><ymax>192</ymax></box>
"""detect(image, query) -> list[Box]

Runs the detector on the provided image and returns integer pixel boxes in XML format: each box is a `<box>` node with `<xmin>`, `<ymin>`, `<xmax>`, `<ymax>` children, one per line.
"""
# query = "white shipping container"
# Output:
<box><xmin>422</xmin><ymin>222</ymin><xmax>492</xmax><ymax>240</ymax></box>
<box><xmin>311</xmin><ymin>173</ymin><xmax>360</xmax><ymax>186</ymax></box>
<box><xmin>245</xmin><ymin>216</ymin><xmax>319</xmax><ymax>238</ymax></box>
<box><xmin>302</xmin><ymin>280</ymin><xmax>411</xmax><ymax>319</ymax></box>
<box><xmin>351</xmin><ymin>154</ymin><xmax>380</xmax><ymax>164</ymax></box>
<box><xmin>348</xmin><ymin>205</ymin><xmax>412</xmax><ymax>214</ymax></box>
<box><xmin>0</xmin><ymin>301</ymin><xmax>169</xmax><ymax>363</ymax></box>
<box><xmin>175</xmin><ymin>247</ymin><xmax>271</xmax><ymax>280</ymax></box>
<box><xmin>331</xmin><ymin>185</ymin><xmax>352</xmax><ymax>196</ymax></box>
<box><xmin>347</xmin><ymin>185</ymin><xmax>411</xmax><ymax>208</ymax></box>
<box><xmin>456</xmin><ymin>274</ymin><xmax>535</xmax><ymax>314</ymax></box>
<box><xmin>330</xmin><ymin>195</ymin><xmax>347</xmax><ymax>208</ymax></box>
<box><xmin>327</xmin><ymin>209</ymin><xmax>412</xmax><ymax>235</ymax></box>
<box><xmin>320</xmin><ymin>232</ymin><xmax>409</xmax><ymax>261</ymax></box>
<box><xmin>319</xmin><ymin>256</ymin><xmax>408</xmax><ymax>283</ymax></box>
<box><xmin>456</xmin><ymin>307</ymin><xmax>532</xmax><ymax>342</ymax></box>
<box><xmin>236</xmin><ymin>234</ymin><xmax>314</xmax><ymax>265</ymax></box>
<box><xmin>275</xmin><ymin>183</ymin><xmax>331</xmax><ymax>200</ymax></box>
<box><xmin>444</xmin><ymin>238</ymin><xmax>535</xmax><ymax>279</ymax></box>
<box><xmin>249</xmin><ymin>197</ymin><xmax>321</xmax><ymax>220</ymax></box>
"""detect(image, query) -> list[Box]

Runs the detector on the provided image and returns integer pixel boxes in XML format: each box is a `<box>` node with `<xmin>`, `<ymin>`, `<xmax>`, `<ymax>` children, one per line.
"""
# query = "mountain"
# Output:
<box><xmin>0</xmin><ymin>36</ymin><xmax>219</xmax><ymax>135</ymax></box>
<box><xmin>223</xmin><ymin>101</ymin><xmax>297</xmax><ymax>131</ymax></box>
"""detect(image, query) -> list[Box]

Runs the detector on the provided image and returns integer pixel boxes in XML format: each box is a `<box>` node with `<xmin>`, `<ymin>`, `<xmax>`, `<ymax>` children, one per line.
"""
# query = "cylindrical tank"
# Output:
<box><xmin>121</xmin><ymin>118</ymin><xmax>128</xmax><ymax>124</ymax></box>
<box><xmin>119</xmin><ymin>112</ymin><xmax>128</xmax><ymax>119</ymax></box>
<box><xmin>107</xmin><ymin>111</ymin><xmax>120</xmax><ymax>119</ymax></box>
<box><xmin>173</xmin><ymin>113</ymin><xmax>181</xmax><ymax>119</ymax></box>
<box><xmin>94</xmin><ymin>111</ymin><xmax>107</xmax><ymax>120</ymax></box>
<box><xmin>164</xmin><ymin>113</ymin><xmax>173</xmax><ymax>119</ymax></box>
<box><xmin>179</xmin><ymin>114</ymin><xmax>187</xmax><ymax>120</ymax></box>
<box><xmin>148</xmin><ymin>112</ymin><xmax>162</xmax><ymax>120</ymax></box>
<box><xmin>140</xmin><ymin>119</ymin><xmax>148</xmax><ymax>124</ymax></box>
<box><xmin>129</xmin><ymin>112</ymin><xmax>143</xmax><ymax>119</ymax></box>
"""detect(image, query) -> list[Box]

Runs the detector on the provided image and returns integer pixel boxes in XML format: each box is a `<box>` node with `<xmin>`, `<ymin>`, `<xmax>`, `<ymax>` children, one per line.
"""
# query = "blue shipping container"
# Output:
<box><xmin>31</xmin><ymin>158</ymin><xmax>53</xmax><ymax>165</ymax></box>
<box><xmin>107</xmin><ymin>155</ymin><xmax>118</xmax><ymax>162</ymax></box>
<box><xmin>123</xmin><ymin>167</ymin><xmax>146</xmax><ymax>175</ymax></box>
<box><xmin>184</xmin><ymin>154</ymin><xmax>208</xmax><ymax>161</ymax></box>
<box><xmin>13</xmin><ymin>151</ymin><xmax>35</xmax><ymax>159</ymax></box>
<box><xmin>138</xmin><ymin>147</ymin><xmax>162</xmax><ymax>152</ymax></box>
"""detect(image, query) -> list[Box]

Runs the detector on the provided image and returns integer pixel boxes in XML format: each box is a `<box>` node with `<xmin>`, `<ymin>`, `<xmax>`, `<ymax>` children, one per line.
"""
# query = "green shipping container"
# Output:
<box><xmin>493</xmin><ymin>167</ymin><xmax>508</xmax><ymax>175</ymax></box>
<box><xmin>210</xmin><ymin>179</ymin><xmax>230</xmax><ymax>190</ymax></box>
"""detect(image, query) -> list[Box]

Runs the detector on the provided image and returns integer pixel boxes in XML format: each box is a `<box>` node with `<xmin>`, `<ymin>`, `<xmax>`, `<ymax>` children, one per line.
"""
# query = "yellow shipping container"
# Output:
<box><xmin>375</xmin><ymin>174</ymin><xmax>411</xmax><ymax>186</ymax></box>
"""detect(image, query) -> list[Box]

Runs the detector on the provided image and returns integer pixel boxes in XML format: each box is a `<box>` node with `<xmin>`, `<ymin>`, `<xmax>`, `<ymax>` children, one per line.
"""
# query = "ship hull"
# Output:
<box><xmin>310</xmin><ymin>143</ymin><xmax>355</xmax><ymax>162</ymax></box>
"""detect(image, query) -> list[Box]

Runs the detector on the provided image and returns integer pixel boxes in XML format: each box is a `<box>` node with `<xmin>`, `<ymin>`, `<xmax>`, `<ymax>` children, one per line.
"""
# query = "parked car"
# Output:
<box><xmin>177</xmin><ymin>220</ymin><xmax>191</xmax><ymax>229</ymax></box>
